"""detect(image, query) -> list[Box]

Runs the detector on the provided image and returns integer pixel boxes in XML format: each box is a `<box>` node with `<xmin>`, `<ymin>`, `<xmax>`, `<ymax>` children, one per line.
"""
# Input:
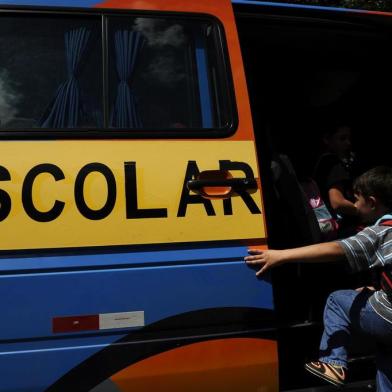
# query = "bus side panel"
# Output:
<box><xmin>0</xmin><ymin>256</ymin><xmax>275</xmax><ymax>391</ymax></box>
<box><xmin>0</xmin><ymin>1</ymin><xmax>278</xmax><ymax>391</ymax></box>
<box><xmin>0</xmin><ymin>338</ymin><xmax>277</xmax><ymax>392</ymax></box>
<box><xmin>97</xmin><ymin>338</ymin><xmax>278</xmax><ymax>392</ymax></box>
<box><xmin>0</xmin><ymin>258</ymin><xmax>273</xmax><ymax>340</ymax></box>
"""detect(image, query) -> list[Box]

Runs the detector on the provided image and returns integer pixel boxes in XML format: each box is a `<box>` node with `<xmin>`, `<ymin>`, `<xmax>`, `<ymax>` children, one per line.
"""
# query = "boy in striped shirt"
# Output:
<box><xmin>245</xmin><ymin>166</ymin><xmax>392</xmax><ymax>390</ymax></box>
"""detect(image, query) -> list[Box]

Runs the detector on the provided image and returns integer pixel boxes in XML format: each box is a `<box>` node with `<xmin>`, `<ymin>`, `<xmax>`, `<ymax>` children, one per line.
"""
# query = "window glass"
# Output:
<box><xmin>0</xmin><ymin>12</ymin><xmax>233</xmax><ymax>133</ymax></box>
<box><xmin>0</xmin><ymin>14</ymin><xmax>102</xmax><ymax>129</ymax></box>
<box><xmin>108</xmin><ymin>16</ymin><xmax>231</xmax><ymax>130</ymax></box>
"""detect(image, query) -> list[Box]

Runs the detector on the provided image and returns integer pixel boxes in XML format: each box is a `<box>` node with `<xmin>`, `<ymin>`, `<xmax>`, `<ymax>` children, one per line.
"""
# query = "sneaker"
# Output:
<box><xmin>305</xmin><ymin>361</ymin><xmax>346</xmax><ymax>387</ymax></box>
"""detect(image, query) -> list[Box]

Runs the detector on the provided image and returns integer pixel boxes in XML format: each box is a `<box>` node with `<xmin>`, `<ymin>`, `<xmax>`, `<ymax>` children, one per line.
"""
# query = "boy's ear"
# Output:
<box><xmin>368</xmin><ymin>196</ymin><xmax>377</xmax><ymax>209</ymax></box>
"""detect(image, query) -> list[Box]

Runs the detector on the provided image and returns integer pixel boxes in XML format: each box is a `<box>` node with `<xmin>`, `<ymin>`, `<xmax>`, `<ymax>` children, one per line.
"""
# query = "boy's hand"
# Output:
<box><xmin>245</xmin><ymin>249</ymin><xmax>285</xmax><ymax>276</ymax></box>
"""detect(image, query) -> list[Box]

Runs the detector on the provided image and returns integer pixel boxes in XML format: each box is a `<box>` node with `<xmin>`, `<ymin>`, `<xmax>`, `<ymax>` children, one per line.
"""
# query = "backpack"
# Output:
<box><xmin>379</xmin><ymin>219</ymin><xmax>392</xmax><ymax>302</ymax></box>
<box><xmin>301</xmin><ymin>179</ymin><xmax>339</xmax><ymax>241</ymax></box>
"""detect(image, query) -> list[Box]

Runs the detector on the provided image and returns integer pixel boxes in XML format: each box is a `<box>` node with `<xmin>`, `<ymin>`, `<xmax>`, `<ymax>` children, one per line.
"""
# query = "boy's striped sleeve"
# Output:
<box><xmin>338</xmin><ymin>226</ymin><xmax>384</xmax><ymax>272</ymax></box>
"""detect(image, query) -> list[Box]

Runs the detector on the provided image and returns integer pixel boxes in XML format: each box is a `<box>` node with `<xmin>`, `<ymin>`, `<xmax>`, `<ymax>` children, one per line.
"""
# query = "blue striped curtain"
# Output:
<box><xmin>40</xmin><ymin>28</ymin><xmax>90</xmax><ymax>128</ymax></box>
<box><xmin>110</xmin><ymin>30</ymin><xmax>144</xmax><ymax>128</ymax></box>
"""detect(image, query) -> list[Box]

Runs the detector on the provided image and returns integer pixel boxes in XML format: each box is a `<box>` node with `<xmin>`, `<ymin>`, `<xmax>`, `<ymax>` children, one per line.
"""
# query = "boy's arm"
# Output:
<box><xmin>245</xmin><ymin>242</ymin><xmax>345</xmax><ymax>276</ymax></box>
<box><xmin>329</xmin><ymin>186</ymin><xmax>358</xmax><ymax>216</ymax></box>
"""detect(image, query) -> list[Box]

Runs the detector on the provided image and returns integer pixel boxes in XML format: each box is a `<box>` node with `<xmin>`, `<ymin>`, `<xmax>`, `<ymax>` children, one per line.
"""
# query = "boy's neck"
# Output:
<box><xmin>374</xmin><ymin>207</ymin><xmax>392</xmax><ymax>224</ymax></box>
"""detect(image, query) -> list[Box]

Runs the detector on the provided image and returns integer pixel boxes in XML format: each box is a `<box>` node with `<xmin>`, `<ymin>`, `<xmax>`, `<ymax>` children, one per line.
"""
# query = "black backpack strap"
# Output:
<box><xmin>379</xmin><ymin>219</ymin><xmax>392</xmax><ymax>301</ymax></box>
<box><xmin>381</xmin><ymin>269</ymin><xmax>392</xmax><ymax>303</ymax></box>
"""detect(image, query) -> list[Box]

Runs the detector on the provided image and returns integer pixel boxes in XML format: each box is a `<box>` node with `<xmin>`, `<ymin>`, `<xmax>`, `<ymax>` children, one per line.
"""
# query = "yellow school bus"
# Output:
<box><xmin>0</xmin><ymin>1</ymin><xmax>275</xmax><ymax>391</ymax></box>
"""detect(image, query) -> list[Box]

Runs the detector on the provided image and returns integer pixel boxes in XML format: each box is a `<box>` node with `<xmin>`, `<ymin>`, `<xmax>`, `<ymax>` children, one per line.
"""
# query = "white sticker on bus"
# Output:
<box><xmin>99</xmin><ymin>311</ymin><xmax>145</xmax><ymax>330</ymax></box>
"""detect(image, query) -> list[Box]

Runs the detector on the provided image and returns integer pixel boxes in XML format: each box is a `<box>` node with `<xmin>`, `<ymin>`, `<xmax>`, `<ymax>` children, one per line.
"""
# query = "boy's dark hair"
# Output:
<box><xmin>321</xmin><ymin>121</ymin><xmax>351</xmax><ymax>139</ymax></box>
<box><xmin>354</xmin><ymin>166</ymin><xmax>392</xmax><ymax>209</ymax></box>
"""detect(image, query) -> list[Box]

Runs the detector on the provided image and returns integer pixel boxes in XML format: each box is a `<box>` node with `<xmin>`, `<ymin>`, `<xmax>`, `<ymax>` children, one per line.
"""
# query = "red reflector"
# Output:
<box><xmin>53</xmin><ymin>315</ymin><xmax>99</xmax><ymax>333</ymax></box>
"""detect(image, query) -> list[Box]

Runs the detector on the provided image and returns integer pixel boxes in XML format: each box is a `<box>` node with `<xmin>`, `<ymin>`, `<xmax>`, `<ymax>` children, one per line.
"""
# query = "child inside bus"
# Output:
<box><xmin>314</xmin><ymin>124</ymin><xmax>363</xmax><ymax>237</ymax></box>
<box><xmin>245</xmin><ymin>166</ymin><xmax>392</xmax><ymax>390</ymax></box>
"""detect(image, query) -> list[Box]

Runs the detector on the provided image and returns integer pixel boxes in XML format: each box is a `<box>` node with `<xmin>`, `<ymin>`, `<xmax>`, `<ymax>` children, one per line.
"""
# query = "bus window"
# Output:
<box><xmin>107</xmin><ymin>16</ymin><xmax>231</xmax><ymax>130</ymax></box>
<box><xmin>0</xmin><ymin>14</ymin><xmax>102</xmax><ymax>129</ymax></box>
<box><xmin>0</xmin><ymin>12</ymin><xmax>234</xmax><ymax>133</ymax></box>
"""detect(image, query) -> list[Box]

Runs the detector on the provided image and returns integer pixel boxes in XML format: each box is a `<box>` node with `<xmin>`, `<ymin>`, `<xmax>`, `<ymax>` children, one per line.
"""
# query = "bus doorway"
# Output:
<box><xmin>235</xmin><ymin>3</ymin><xmax>392</xmax><ymax>390</ymax></box>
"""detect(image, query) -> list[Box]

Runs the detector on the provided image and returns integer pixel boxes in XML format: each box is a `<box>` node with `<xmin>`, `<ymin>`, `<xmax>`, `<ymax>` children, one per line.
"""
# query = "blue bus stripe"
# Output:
<box><xmin>0</xmin><ymin>245</ymin><xmax>251</xmax><ymax>271</ymax></box>
<box><xmin>0</xmin><ymin>0</ymin><xmax>98</xmax><ymax>6</ymax></box>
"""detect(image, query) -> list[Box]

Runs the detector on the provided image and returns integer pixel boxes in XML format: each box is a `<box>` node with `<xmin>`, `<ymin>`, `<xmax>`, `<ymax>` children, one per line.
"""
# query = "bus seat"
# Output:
<box><xmin>270</xmin><ymin>153</ymin><xmax>322</xmax><ymax>247</ymax></box>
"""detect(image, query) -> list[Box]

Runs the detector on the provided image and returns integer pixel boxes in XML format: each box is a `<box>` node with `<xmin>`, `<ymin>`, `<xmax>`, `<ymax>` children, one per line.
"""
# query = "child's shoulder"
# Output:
<box><xmin>369</xmin><ymin>217</ymin><xmax>392</xmax><ymax>243</ymax></box>
<box><xmin>375</xmin><ymin>215</ymin><xmax>392</xmax><ymax>233</ymax></box>
<box><xmin>356</xmin><ymin>222</ymin><xmax>392</xmax><ymax>243</ymax></box>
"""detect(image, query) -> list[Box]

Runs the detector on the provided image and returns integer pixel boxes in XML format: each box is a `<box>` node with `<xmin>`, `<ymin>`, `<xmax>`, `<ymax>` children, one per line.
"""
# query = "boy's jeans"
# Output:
<box><xmin>319</xmin><ymin>289</ymin><xmax>392</xmax><ymax>391</ymax></box>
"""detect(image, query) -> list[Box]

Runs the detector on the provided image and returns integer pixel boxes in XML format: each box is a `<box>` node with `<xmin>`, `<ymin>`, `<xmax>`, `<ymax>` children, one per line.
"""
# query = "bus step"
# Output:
<box><xmin>284</xmin><ymin>379</ymin><xmax>376</xmax><ymax>392</ymax></box>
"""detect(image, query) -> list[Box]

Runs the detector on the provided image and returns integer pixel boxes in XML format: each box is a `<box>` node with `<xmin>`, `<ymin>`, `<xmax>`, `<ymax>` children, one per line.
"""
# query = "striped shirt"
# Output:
<box><xmin>338</xmin><ymin>214</ymin><xmax>392</xmax><ymax>324</ymax></box>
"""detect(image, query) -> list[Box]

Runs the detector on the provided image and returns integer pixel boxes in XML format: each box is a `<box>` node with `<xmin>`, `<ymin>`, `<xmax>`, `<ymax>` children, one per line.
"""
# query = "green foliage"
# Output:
<box><xmin>271</xmin><ymin>0</ymin><xmax>392</xmax><ymax>11</ymax></box>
